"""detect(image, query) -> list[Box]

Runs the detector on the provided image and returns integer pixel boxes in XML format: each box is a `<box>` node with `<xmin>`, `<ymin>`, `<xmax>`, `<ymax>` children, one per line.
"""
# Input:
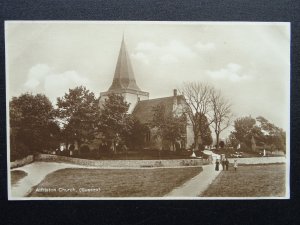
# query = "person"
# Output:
<box><xmin>215</xmin><ymin>159</ymin><xmax>220</xmax><ymax>171</ymax></box>
<box><xmin>234</xmin><ymin>159</ymin><xmax>238</xmax><ymax>171</ymax></box>
<box><xmin>222</xmin><ymin>158</ymin><xmax>226</xmax><ymax>170</ymax></box>
<box><xmin>225</xmin><ymin>158</ymin><xmax>229</xmax><ymax>171</ymax></box>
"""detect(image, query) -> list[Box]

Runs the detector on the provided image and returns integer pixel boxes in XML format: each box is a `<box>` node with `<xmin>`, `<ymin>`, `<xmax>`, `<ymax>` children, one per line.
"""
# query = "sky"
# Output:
<box><xmin>5</xmin><ymin>21</ymin><xmax>290</xmax><ymax>137</ymax></box>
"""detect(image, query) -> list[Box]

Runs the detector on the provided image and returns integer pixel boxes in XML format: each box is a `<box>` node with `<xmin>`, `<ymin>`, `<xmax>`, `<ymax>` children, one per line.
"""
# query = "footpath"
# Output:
<box><xmin>10</xmin><ymin>161</ymin><xmax>210</xmax><ymax>198</ymax></box>
<box><xmin>165</xmin><ymin>163</ymin><xmax>221</xmax><ymax>197</ymax></box>
<box><xmin>10</xmin><ymin>162</ymin><xmax>89</xmax><ymax>198</ymax></box>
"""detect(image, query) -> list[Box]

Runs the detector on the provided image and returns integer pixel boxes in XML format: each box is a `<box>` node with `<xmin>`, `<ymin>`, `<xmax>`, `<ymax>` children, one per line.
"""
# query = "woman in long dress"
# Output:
<box><xmin>215</xmin><ymin>159</ymin><xmax>220</xmax><ymax>171</ymax></box>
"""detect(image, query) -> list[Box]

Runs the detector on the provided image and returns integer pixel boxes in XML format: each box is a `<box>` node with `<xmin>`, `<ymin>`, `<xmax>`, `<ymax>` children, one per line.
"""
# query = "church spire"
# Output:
<box><xmin>108</xmin><ymin>36</ymin><xmax>141</xmax><ymax>92</ymax></box>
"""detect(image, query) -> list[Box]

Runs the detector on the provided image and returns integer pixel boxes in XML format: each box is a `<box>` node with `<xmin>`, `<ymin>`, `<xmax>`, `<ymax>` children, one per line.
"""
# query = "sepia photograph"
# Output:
<box><xmin>5</xmin><ymin>21</ymin><xmax>290</xmax><ymax>200</ymax></box>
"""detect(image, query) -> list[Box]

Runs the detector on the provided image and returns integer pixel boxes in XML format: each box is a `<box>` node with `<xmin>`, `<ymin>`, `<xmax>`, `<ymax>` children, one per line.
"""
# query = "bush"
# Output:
<box><xmin>239</xmin><ymin>142</ymin><xmax>251</xmax><ymax>152</ymax></box>
<box><xmin>10</xmin><ymin>142</ymin><xmax>31</xmax><ymax>161</ymax></box>
<box><xmin>69</xmin><ymin>144</ymin><xmax>75</xmax><ymax>151</ymax></box>
<box><xmin>80</xmin><ymin>144</ymin><xmax>90</xmax><ymax>154</ymax></box>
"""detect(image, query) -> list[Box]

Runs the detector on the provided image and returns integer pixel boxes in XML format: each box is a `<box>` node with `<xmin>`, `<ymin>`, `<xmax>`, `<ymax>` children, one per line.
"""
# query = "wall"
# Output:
<box><xmin>124</xmin><ymin>92</ymin><xmax>149</xmax><ymax>113</ymax></box>
<box><xmin>35</xmin><ymin>154</ymin><xmax>209</xmax><ymax>168</ymax></box>
<box><xmin>228</xmin><ymin>156</ymin><xmax>286</xmax><ymax>164</ymax></box>
<box><xmin>10</xmin><ymin>155</ymin><xmax>34</xmax><ymax>169</ymax></box>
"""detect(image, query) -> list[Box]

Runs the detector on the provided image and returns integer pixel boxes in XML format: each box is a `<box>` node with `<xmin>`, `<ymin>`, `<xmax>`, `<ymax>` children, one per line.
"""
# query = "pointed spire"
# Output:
<box><xmin>108</xmin><ymin>35</ymin><xmax>141</xmax><ymax>92</ymax></box>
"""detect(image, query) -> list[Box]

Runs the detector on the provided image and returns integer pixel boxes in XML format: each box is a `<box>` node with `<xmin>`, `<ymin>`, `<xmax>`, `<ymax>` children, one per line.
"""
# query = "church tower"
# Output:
<box><xmin>99</xmin><ymin>36</ymin><xmax>149</xmax><ymax>113</ymax></box>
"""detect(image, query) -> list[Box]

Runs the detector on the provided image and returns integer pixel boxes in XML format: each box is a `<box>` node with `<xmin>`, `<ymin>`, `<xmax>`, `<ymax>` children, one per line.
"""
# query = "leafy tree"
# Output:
<box><xmin>231</xmin><ymin>116</ymin><xmax>265</xmax><ymax>148</ymax></box>
<box><xmin>56</xmin><ymin>86</ymin><xmax>100</xmax><ymax>147</ymax></box>
<box><xmin>228</xmin><ymin>133</ymin><xmax>239</xmax><ymax>149</ymax></box>
<box><xmin>151</xmin><ymin>104</ymin><xmax>186</xmax><ymax>151</ymax></box>
<box><xmin>219</xmin><ymin>140</ymin><xmax>225</xmax><ymax>149</ymax></box>
<box><xmin>231</xmin><ymin>116</ymin><xmax>285</xmax><ymax>152</ymax></box>
<box><xmin>99</xmin><ymin>94</ymin><xmax>131</xmax><ymax>153</ymax></box>
<box><xmin>256</xmin><ymin>116</ymin><xmax>286</xmax><ymax>152</ymax></box>
<box><xmin>124</xmin><ymin>117</ymin><xmax>149</xmax><ymax>150</ymax></box>
<box><xmin>9</xmin><ymin>93</ymin><xmax>57</xmax><ymax>160</ymax></box>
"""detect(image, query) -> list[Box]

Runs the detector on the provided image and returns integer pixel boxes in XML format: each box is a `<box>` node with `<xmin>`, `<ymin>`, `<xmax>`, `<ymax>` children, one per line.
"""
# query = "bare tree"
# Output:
<box><xmin>179</xmin><ymin>82</ymin><xmax>214</xmax><ymax>151</ymax></box>
<box><xmin>210</xmin><ymin>89</ymin><xmax>233</xmax><ymax>149</ymax></box>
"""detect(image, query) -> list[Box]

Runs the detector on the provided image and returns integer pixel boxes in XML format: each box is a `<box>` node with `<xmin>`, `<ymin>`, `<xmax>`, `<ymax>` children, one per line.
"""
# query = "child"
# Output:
<box><xmin>234</xmin><ymin>159</ymin><xmax>238</xmax><ymax>171</ymax></box>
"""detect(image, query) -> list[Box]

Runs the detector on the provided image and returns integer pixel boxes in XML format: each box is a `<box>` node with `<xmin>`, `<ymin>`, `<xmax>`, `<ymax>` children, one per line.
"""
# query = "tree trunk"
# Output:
<box><xmin>215</xmin><ymin>132</ymin><xmax>219</xmax><ymax>150</ymax></box>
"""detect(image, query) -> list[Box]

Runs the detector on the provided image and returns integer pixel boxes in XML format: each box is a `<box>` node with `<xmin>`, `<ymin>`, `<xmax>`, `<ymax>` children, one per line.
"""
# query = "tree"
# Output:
<box><xmin>98</xmin><ymin>94</ymin><xmax>131</xmax><ymax>153</ymax></box>
<box><xmin>151</xmin><ymin>104</ymin><xmax>186</xmax><ymax>151</ymax></box>
<box><xmin>211</xmin><ymin>89</ymin><xmax>233</xmax><ymax>149</ymax></box>
<box><xmin>9</xmin><ymin>93</ymin><xmax>57</xmax><ymax>160</ymax></box>
<box><xmin>231</xmin><ymin>116</ymin><xmax>266</xmax><ymax>150</ymax></box>
<box><xmin>124</xmin><ymin>117</ymin><xmax>149</xmax><ymax>150</ymax></box>
<box><xmin>228</xmin><ymin>133</ymin><xmax>239</xmax><ymax>149</ymax></box>
<box><xmin>219</xmin><ymin>140</ymin><xmax>225</xmax><ymax>148</ymax></box>
<box><xmin>179</xmin><ymin>82</ymin><xmax>214</xmax><ymax>150</ymax></box>
<box><xmin>256</xmin><ymin>116</ymin><xmax>286</xmax><ymax>152</ymax></box>
<box><xmin>197</xmin><ymin>113</ymin><xmax>213</xmax><ymax>148</ymax></box>
<box><xmin>232</xmin><ymin>116</ymin><xmax>256</xmax><ymax>147</ymax></box>
<box><xmin>56</xmin><ymin>86</ymin><xmax>100</xmax><ymax>147</ymax></box>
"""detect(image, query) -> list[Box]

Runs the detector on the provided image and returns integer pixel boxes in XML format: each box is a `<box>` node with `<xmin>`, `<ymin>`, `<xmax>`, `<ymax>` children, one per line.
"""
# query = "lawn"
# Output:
<box><xmin>11</xmin><ymin>170</ymin><xmax>28</xmax><ymax>186</ymax></box>
<box><xmin>201</xmin><ymin>164</ymin><xmax>286</xmax><ymax>197</ymax></box>
<box><xmin>28</xmin><ymin>167</ymin><xmax>202</xmax><ymax>197</ymax></box>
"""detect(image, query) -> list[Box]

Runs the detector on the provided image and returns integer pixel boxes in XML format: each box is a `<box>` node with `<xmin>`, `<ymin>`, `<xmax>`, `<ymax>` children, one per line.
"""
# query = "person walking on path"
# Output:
<box><xmin>234</xmin><ymin>159</ymin><xmax>238</xmax><ymax>171</ymax></box>
<box><xmin>221</xmin><ymin>158</ymin><xmax>226</xmax><ymax>170</ymax></box>
<box><xmin>225</xmin><ymin>158</ymin><xmax>229</xmax><ymax>171</ymax></box>
<box><xmin>215</xmin><ymin>159</ymin><xmax>220</xmax><ymax>171</ymax></box>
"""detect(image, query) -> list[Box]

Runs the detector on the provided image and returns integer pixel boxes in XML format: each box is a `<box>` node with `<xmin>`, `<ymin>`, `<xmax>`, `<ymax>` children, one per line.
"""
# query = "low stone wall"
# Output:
<box><xmin>35</xmin><ymin>154</ymin><xmax>209</xmax><ymax>168</ymax></box>
<box><xmin>10</xmin><ymin>155</ymin><xmax>34</xmax><ymax>169</ymax></box>
<box><xmin>228</xmin><ymin>156</ymin><xmax>286</xmax><ymax>165</ymax></box>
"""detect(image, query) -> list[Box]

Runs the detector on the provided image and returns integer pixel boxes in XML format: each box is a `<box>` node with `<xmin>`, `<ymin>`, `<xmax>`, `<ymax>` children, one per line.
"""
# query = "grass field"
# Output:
<box><xmin>201</xmin><ymin>164</ymin><xmax>286</xmax><ymax>197</ymax></box>
<box><xmin>11</xmin><ymin>170</ymin><xmax>28</xmax><ymax>186</ymax></box>
<box><xmin>28</xmin><ymin>167</ymin><xmax>202</xmax><ymax>197</ymax></box>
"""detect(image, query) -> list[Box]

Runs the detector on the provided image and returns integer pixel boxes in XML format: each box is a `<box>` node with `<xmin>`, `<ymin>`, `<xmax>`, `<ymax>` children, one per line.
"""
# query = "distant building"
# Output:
<box><xmin>99</xmin><ymin>37</ymin><xmax>194</xmax><ymax>150</ymax></box>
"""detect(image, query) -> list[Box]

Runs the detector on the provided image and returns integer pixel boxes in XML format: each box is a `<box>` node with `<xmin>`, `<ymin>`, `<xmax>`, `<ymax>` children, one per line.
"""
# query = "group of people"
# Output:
<box><xmin>215</xmin><ymin>158</ymin><xmax>238</xmax><ymax>171</ymax></box>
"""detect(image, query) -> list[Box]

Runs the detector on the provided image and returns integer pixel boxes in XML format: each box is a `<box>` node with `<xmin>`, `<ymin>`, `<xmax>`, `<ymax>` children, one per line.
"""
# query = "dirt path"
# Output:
<box><xmin>164</xmin><ymin>164</ymin><xmax>221</xmax><ymax>197</ymax></box>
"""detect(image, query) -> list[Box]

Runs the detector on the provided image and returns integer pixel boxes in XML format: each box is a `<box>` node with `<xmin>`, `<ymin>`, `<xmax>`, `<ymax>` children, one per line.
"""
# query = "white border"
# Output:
<box><xmin>5</xmin><ymin>21</ymin><xmax>291</xmax><ymax>200</ymax></box>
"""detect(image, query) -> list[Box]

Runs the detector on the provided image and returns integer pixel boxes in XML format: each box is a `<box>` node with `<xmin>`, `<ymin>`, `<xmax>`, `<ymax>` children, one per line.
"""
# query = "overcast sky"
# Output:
<box><xmin>5</xmin><ymin>21</ymin><xmax>290</xmax><ymax>135</ymax></box>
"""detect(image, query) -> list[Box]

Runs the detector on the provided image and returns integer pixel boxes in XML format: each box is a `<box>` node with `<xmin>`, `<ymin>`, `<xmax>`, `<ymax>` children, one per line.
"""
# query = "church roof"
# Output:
<box><xmin>108</xmin><ymin>36</ymin><xmax>141</xmax><ymax>92</ymax></box>
<box><xmin>132</xmin><ymin>95</ymin><xmax>185</xmax><ymax>124</ymax></box>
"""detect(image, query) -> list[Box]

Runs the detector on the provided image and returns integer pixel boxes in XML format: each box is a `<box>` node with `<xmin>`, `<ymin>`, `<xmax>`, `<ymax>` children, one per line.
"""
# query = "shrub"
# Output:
<box><xmin>239</xmin><ymin>142</ymin><xmax>251</xmax><ymax>152</ymax></box>
<box><xmin>69</xmin><ymin>144</ymin><xmax>75</xmax><ymax>151</ymax></box>
<box><xmin>79</xmin><ymin>145</ymin><xmax>90</xmax><ymax>157</ymax></box>
<box><xmin>10</xmin><ymin>142</ymin><xmax>31</xmax><ymax>161</ymax></box>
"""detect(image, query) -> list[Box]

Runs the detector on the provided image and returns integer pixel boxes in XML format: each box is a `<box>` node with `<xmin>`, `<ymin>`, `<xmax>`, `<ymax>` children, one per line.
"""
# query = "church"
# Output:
<box><xmin>99</xmin><ymin>37</ymin><xmax>194</xmax><ymax>150</ymax></box>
